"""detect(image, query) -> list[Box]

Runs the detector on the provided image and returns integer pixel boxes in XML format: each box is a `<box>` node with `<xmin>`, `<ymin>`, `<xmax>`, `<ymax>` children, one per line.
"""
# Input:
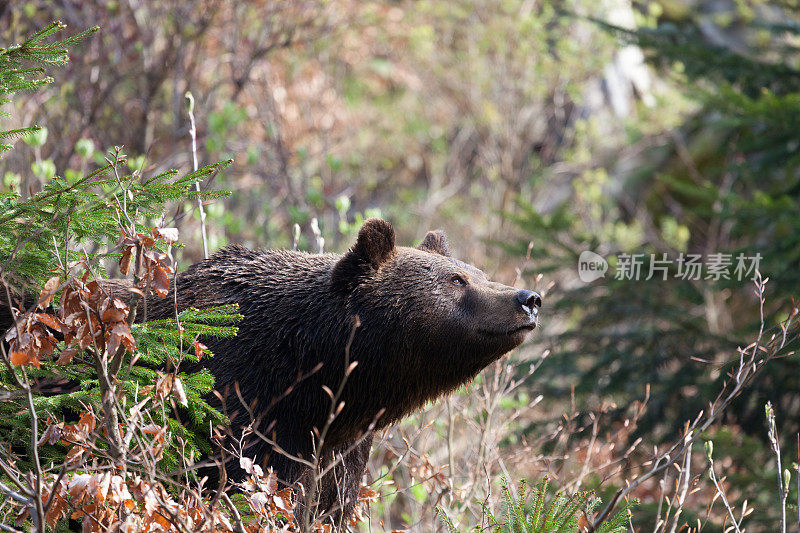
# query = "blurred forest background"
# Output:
<box><xmin>1</xmin><ymin>0</ymin><xmax>799</xmax><ymax>531</ymax></box>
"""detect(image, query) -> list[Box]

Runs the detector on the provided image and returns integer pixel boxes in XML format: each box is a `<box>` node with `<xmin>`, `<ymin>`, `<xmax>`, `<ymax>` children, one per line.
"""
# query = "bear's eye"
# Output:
<box><xmin>450</xmin><ymin>275</ymin><xmax>467</xmax><ymax>287</ymax></box>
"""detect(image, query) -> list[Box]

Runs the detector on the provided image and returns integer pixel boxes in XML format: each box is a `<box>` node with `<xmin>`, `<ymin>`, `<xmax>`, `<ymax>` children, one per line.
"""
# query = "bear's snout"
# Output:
<box><xmin>515</xmin><ymin>289</ymin><xmax>542</xmax><ymax>317</ymax></box>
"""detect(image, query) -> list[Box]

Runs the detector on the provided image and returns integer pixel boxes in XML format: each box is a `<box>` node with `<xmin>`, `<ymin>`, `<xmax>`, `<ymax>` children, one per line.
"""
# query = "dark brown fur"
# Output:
<box><xmin>2</xmin><ymin>219</ymin><xmax>540</xmax><ymax>526</ymax></box>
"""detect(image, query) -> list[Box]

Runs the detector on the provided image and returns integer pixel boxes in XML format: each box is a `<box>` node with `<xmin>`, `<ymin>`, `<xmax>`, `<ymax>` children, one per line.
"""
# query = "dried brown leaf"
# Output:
<box><xmin>94</xmin><ymin>472</ymin><xmax>111</xmax><ymax>502</ymax></box>
<box><xmin>39</xmin><ymin>276</ymin><xmax>60</xmax><ymax>307</ymax></box>
<box><xmin>14</xmin><ymin>506</ymin><xmax>29</xmax><ymax>527</ymax></box>
<box><xmin>102</xmin><ymin>306</ymin><xmax>127</xmax><ymax>323</ymax></box>
<box><xmin>10</xmin><ymin>349</ymin><xmax>39</xmax><ymax>368</ymax></box>
<box><xmin>153</xmin><ymin>265</ymin><xmax>170</xmax><ymax>297</ymax></box>
<box><xmin>76</xmin><ymin>410</ymin><xmax>96</xmax><ymax>435</ymax></box>
<box><xmin>578</xmin><ymin>512</ymin><xmax>591</xmax><ymax>532</ymax></box>
<box><xmin>36</xmin><ymin>312</ymin><xmax>67</xmax><ymax>333</ymax></box>
<box><xmin>194</xmin><ymin>341</ymin><xmax>207</xmax><ymax>359</ymax></box>
<box><xmin>142</xmin><ymin>424</ymin><xmax>166</xmax><ymax>443</ymax></box>
<box><xmin>38</xmin><ymin>422</ymin><xmax>64</xmax><ymax>446</ymax></box>
<box><xmin>173</xmin><ymin>376</ymin><xmax>188</xmax><ymax>407</ymax></box>
<box><xmin>56</xmin><ymin>347</ymin><xmax>79</xmax><ymax>365</ymax></box>
<box><xmin>155</xmin><ymin>373</ymin><xmax>174</xmax><ymax>402</ymax></box>
<box><xmin>156</xmin><ymin>227</ymin><xmax>179</xmax><ymax>243</ymax></box>
<box><xmin>64</xmin><ymin>445</ymin><xmax>85</xmax><ymax>466</ymax></box>
<box><xmin>127</xmin><ymin>286</ymin><xmax>145</xmax><ymax>297</ymax></box>
<box><xmin>119</xmin><ymin>247</ymin><xmax>134</xmax><ymax>275</ymax></box>
<box><xmin>68</xmin><ymin>474</ymin><xmax>91</xmax><ymax>500</ymax></box>
<box><xmin>106</xmin><ymin>322</ymin><xmax>135</xmax><ymax>357</ymax></box>
<box><xmin>44</xmin><ymin>484</ymin><xmax>69</xmax><ymax>528</ymax></box>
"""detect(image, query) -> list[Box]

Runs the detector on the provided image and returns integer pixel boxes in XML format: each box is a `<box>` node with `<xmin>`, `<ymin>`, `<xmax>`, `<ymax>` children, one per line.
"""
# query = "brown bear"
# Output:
<box><xmin>3</xmin><ymin>219</ymin><xmax>541</xmax><ymax>527</ymax></box>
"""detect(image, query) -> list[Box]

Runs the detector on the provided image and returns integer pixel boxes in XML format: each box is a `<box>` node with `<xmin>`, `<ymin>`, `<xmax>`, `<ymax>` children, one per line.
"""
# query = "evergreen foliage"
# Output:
<box><xmin>508</xmin><ymin>3</ymin><xmax>800</xmax><ymax>528</ymax></box>
<box><xmin>439</xmin><ymin>477</ymin><xmax>635</xmax><ymax>533</ymax></box>
<box><xmin>0</xmin><ymin>151</ymin><xmax>230</xmax><ymax>289</ymax></box>
<box><xmin>0</xmin><ymin>21</ymin><xmax>239</xmax><ymax>500</ymax></box>
<box><xmin>510</xmin><ymin>3</ymin><xmax>800</xmax><ymax>429</ymax></box>
<box><xmin>0</xmin><ymin>22</ymin><xmax>97</xmax><ymax>157</ymax></box>
<box><xmin>3</xmin><ymin>4</ymin><xmax>799</xmax><ymax>530</ymax></box>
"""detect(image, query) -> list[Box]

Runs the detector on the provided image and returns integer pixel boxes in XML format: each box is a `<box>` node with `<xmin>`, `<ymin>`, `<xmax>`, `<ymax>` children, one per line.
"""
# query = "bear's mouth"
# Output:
<box><xmin>477</xmin><ymin>322</ymin><xmax>536</xmax><ymax>337</ymax></box>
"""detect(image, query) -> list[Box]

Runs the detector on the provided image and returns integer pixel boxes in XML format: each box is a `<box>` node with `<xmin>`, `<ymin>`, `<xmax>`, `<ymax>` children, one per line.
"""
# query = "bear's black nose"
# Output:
<box><xmin>515</xmin><ymin>290</ymin><xmax>542</xmax><ymax>314</ymax></box>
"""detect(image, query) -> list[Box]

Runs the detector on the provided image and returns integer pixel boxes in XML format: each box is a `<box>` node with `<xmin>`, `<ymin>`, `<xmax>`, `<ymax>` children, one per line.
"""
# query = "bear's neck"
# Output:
<box><xmin>325</xmin><ymin>317</ymin><xmax>500</xmax><ymax>442</ymax></box>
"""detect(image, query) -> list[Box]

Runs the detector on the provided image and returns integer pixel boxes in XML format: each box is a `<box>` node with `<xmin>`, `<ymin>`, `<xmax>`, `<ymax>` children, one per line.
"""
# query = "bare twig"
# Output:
<box><xmin>81</xmin><ymin>300</ymin><xmax>125</xmax><ymax>463</ymax></box>
<box><xmin>0</xmin><ymin>481</ymin><xmax>30</xmax><ymax>506</ymax></box>
<box><xmin>454</xmin><ymin>351</ymin><xmax>547</xmax><ymax>521</ymax></box>
<box><xmin>292</xmin><ymin>224</ymin><xmax>301</xmax><ymax>251</ymax></box>
<box><xmin>221</xmin><ymin>493</ymin><xmax>246</xmax><ymax>533</ymax></box>
<box><xmin>590</xmin><ymin>275</ymin><xmax>799</xmax><ymax>531</ymax></box>
<box><xmin>108</xmin><ymin>147</ymin><xmax>135</xmax><ymax>231</ymax></box>
<box><xmin>302</xmin><ymin>315</ymin><xmax>361</xmax><ymax>530</ymax></box>
<box><xmin>445</xmin><ymin>396</ymin><xmax>456</xmax><ymax>505</ymax></box>
<box><xmin>20</xmin><ymin>367</ymin><xmax>45</xmax><ymax>532</ymax></box>
<box><xmin>1</xmin><ymin>280</ymin><xmax>45</xmax><ymax>531</ymax></box>
<box><xmin>706</xmin><ymin>441</ymin><xmax>743</xmax><ymax>533</ymax></box>
<box><xmin>310</xmin><ymin>218</ymin><xmax>324</xmax><ymax>254</ymax></box>
<box><xmin>666</xmin><ymin>439</ymin><xmax>692</xmax><ymax>533</ymax></box>
<box><xmin>766</xmin><ymin>401</ymin><xmax>789</xmax><ymax>533</ymax></box>
<box><xmin>0</xmin><ymin>455</ymin><xmax>30</xmax><ymax>498</ymax></box>
<box><xmin>0</xmin><ymin>521</ymin><xmax>23</xmax><ymax>533</ymax></box>
<box><xmin>652</xmin><ymin>477</ymin><xmax>666</xmax><ymax>533</ymax></box>
<box><xmin>185</xmin><ymin>91</ymin><xmax>208</xmax><ymax>259</ymax></box>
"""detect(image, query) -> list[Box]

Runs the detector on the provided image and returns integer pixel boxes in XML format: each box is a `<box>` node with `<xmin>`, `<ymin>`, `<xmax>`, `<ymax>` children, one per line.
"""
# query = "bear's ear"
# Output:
<box><xmin>416</xmin><ymin>230</ymin><xmax>450</xmax><ymax>256</ymax></box>
<box><xmin>352</xmin><ymin>218</ymin><xmax>396</xmax><ymax>268</ymax></box>
<box><xmin>332</xmin><ymin>219</ymin><xmax>396</xmax><ymax>290</ymax></box>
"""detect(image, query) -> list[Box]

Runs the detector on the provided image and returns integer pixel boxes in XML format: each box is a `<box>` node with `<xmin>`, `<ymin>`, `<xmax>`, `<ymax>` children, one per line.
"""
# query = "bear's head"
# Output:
<box><xmin>331</xmin><ymin>219</ymin><xmax>541</xmax><ymax>414</ymax></box>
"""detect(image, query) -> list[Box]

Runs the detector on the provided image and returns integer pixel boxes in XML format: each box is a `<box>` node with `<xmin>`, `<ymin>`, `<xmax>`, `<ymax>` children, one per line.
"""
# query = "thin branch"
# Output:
<box><xmin>707</xmin><ymin>446</ymin><xmax>742</xmax><ymax>533</ymax></box>
<box><xmin>796</xmin><ymin>433</ymin><xmax>799</xmax><ymax>532</ymax></box>
<box><xmin>185</xmin><ymin>91</ymin><xmax>208</xmax><ymax>259</ymax></box>
<box><xmin>20</xmin><ymin>367</ymin><xmax>45</xmax><ymax>532</ymax></box>
<box><xmin>0</xmin><ymin>522</ymin><xmax>23</xmax><ymax>533</ymax></box>
<box><xmin>445</xmin><ymin>396</ymin><xmax>456</xmax><ymax>506</ymax></box>
<box><xmin>302</xmin><ymin>315</ymin><xmax>361</xmax><ymax>530</ymax></box>
<box><xmin>766</xmin><ymin>401</ymin><xmax>788</xmax><ymax>533</ymax></box>
<box><xmin>590</xmin><ymin>276</ymin><xmax>799</xmax><ymax>531</ymax></box>
<box><xmin>221</xmin><ymin>493</ymin><xmax>246</xmax><ymax>533</ymax></box>
<box><xmin>81</xmin><ymin>301</ymin><xmax>125</xmax><ymax>463</ymax></box>
<box><xmin>666</xmin><ymin>441</ymin><xmax>692</xmax><ymax>533</ymax></box>
<box><xmin>0</xmin><ymin>481</ymin><xmax>30</xmax><ymax>505</ymax></box>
